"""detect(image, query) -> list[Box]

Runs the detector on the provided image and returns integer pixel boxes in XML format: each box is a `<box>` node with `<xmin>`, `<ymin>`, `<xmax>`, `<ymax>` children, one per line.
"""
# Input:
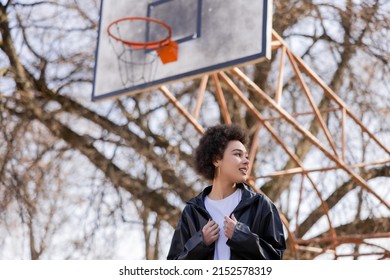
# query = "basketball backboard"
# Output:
<box><xmin>92</xmin><ymin>0</ymin><xmax>273</xmax><ymax>101</ymax></box>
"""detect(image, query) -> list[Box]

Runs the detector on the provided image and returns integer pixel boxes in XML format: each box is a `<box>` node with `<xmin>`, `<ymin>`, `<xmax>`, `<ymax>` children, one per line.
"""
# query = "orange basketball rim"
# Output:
<box><xmin>107</xmin><ymin>17</ymin><xmax>178</xmax><ymax>64</ymax></box>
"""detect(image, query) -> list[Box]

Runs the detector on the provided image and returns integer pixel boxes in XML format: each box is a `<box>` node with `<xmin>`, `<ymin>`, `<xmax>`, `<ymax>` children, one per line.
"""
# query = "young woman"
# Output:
<box><xmin>167</xmin><ymin>124</ymin><xmax>286</xmax><ymax>260</ymax></box>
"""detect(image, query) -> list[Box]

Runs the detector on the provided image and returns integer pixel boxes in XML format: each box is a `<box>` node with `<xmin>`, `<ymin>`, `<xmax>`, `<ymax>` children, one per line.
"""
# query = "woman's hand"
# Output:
<box><xmin>202</xmin><ymin>219</ymin><xmax>220</xmax><ymax>246</ymax></box>
<box><xmin>223</xmin><ymin>214</ymin><xmax>237</xmax><ymax>239</ymax></box>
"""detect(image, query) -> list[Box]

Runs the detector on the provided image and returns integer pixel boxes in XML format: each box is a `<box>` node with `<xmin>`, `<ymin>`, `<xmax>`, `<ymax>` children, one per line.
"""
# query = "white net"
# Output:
<box><xmin>109</xmin><ymin>38</ymin><xmax>159</xmax><ymax>87</ymax></box>
<box><xmin>107</xmin><ymin>18</ymin><xmax>170</xmax><ymax>87</ymax></box>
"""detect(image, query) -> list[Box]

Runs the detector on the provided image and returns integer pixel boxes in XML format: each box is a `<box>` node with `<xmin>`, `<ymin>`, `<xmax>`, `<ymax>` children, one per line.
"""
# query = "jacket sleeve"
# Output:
<box><xmin>227</xmin><ymin>201</ymin><xmax>286</xmax><ymax>260</ymax></box>
<box><xmin>167</xmin><ymin>207</ymin><xmax>213</xmax><ymax>260</ymax></box>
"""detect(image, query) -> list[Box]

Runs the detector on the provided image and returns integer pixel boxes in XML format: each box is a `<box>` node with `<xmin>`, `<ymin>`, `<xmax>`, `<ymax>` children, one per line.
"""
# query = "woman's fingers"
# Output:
<box><xmin>202</xmin><ymin>220</ymin><xmax>220</xmax><ymax>245</ymax></box>
<box><xmin>223</xmin><ymin>215</ymin><xmax>237</xmax><ymax>239</ymax></box>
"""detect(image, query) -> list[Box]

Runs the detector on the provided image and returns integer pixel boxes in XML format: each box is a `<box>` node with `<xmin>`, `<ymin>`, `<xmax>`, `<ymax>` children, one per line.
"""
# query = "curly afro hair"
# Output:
<box><xmin>194</xmin><ymin>123</ymin><xmax>249</xmax><ymax>180</ymax></box>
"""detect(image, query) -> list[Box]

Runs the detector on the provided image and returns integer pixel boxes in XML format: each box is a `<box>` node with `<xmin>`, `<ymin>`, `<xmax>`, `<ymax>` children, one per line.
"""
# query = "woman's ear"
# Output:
<box><xmin>213</xmin><ymin>157</ymin><xmax>221</xmax><ymax>167</ymax></box>
<box><xmin>212</xmin><ymin>154</ymin><xmax>222</xmax><ymax>166</ymax></box>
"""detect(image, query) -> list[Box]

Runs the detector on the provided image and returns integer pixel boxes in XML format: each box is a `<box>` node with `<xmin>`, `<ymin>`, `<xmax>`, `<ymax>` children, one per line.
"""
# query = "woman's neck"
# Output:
<box><xmin>208</xmin><ymin>178</ymin><xmax>236</xmax><ymax>200</ymax></box>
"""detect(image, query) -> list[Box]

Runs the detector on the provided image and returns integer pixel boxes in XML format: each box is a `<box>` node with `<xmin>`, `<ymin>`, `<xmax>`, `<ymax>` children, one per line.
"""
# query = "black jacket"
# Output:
<box><xmin>167</xmin><ymin>183</ymin><xmax>286</xmax><ymax>260</ymax></box>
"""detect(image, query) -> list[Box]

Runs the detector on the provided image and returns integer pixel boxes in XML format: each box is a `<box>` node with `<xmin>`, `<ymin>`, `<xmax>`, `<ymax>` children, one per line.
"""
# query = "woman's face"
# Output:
<box><xmin>216</xmin><ymin>140</ymin><xmax>249</xmax><ymax>183</ymax></box>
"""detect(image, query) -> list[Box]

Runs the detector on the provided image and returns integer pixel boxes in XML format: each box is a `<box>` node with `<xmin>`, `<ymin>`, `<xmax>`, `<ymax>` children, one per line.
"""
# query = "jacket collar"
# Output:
<box><xmin>188</xmin><ymin>182</ymin><xmax>258</xmax><ymax>209</ymax></box>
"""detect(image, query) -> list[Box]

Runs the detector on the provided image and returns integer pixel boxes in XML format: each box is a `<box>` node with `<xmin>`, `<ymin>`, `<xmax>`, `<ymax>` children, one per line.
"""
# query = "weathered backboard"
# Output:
<box><xmin>92</xmin><ymin>0</ymin><xmax>273</xmax><ymax>101</ymax></box>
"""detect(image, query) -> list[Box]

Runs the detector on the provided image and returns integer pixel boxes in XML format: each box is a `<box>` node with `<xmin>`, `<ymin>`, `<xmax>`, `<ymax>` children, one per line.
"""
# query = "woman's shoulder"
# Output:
<box><xmin>239</xmin><ymin>183</ymin><xmax>278</xmax><ymax>209</ymax></box>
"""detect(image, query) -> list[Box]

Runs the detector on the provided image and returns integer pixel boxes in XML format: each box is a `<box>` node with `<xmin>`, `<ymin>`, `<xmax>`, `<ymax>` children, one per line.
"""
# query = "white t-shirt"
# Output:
<box><xmin>204</xmin><ymin>188</ymin><xmax>242</xmax><ymax>260</ymax></box>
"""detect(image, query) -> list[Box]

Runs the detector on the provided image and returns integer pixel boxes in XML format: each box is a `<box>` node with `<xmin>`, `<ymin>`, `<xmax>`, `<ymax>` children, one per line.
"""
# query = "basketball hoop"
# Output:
<box><xmin>107</xmin><ymin>17</ymin><xmax>178</xmax><ymax>88</ymax></box>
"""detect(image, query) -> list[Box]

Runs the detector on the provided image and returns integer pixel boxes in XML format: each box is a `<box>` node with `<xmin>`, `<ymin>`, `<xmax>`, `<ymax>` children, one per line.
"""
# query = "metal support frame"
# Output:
<box><xmin>157</xmin><ymin>30</ymin><xmax>390</xmax><ymax>259</ymax></box>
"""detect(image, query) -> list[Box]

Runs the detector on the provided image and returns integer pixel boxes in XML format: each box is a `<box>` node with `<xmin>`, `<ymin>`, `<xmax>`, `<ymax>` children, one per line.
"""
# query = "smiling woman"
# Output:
<box><xmin>167</xmin><ymin>124</ymin><xmax>286</xmax><ymax>260</ymax></box>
